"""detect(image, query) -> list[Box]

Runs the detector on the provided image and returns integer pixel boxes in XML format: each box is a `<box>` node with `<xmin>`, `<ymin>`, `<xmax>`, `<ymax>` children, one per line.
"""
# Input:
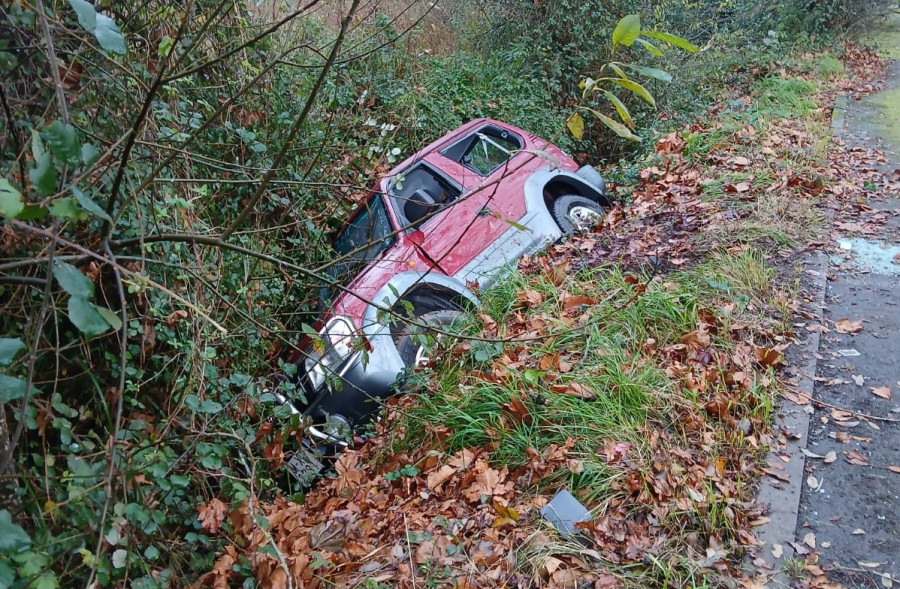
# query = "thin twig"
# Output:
<box><xmin>84</xmin><ymin>241</ymin><xmax>129</xmax><ymax>588</ymax></box>
<box><xmin>220</xmin><ymin>0</ymin><xmax>362</xmax><ymax>239</ymax></box>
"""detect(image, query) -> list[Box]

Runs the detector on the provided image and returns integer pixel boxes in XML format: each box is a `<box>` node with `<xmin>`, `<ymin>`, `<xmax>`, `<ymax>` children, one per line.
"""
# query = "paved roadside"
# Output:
<box><xmin>749</xmin><ymin>8</ymin><xmax>900</xmax><ymax>588</ymax></box>
<box><xmin>795</xmin><ymin>9</ymin><xmax>900</xmax><ymax>585</ymax></box>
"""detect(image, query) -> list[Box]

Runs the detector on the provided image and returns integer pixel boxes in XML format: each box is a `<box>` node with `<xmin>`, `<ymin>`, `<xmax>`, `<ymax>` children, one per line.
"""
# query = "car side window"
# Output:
<box><xmin>466</xmin><ymin>133</ymin><xmax>519</xmax><ymax>175</ymax></box>
<box><xmin>441</xmin><ymin>125</ymin><xmax>523</xmax><ymax>176</ymax></box>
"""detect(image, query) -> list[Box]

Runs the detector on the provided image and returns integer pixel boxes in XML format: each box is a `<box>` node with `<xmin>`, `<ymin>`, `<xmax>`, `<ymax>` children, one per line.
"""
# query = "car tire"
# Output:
<box><xmin>552</xmin><ymin>194</ymin><xmax>604</xmax><ymax>234</ymax></box>
<box><xmin>396</xmin><ymin>309</ymin><xmax>463</xmax><ymax>367</ymax></box>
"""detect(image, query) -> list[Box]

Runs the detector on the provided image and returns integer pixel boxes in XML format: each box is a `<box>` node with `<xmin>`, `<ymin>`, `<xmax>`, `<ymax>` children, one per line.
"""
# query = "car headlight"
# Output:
<box><xmin>324</xmin><ymin>316</ymin><xmax>357</xmax><ymax>359</ymax></box>
<box><xmin>303</xmin><ymin>316</ymin><xmax>359</xmax><ymax>391</ymax></box>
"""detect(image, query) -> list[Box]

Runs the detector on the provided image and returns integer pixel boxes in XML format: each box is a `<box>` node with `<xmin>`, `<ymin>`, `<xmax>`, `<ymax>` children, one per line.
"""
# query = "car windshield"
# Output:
<box><xmin>320</xmin><ymin>194</ymin><xmax>396</xmax><ymax>309</ymax></box>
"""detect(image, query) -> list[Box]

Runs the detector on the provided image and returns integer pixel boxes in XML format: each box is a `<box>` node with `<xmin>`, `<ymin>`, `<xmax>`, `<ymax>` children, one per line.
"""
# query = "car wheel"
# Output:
<box><xmin>396</xmin><ymin>309</ymin><xmax>463</xmax><ymax>367</ymax></box>
<box><xmin>552</xmin><ymin>194</ymin><xmax>604</xmax><ymax>233</ymax></box>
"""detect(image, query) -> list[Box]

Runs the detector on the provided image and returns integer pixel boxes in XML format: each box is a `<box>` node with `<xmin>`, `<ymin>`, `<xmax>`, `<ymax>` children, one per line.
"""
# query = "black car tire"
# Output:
<box><xmin>396</xmin><ymin>309</ymin><xmax>463</xmax><ymax>367</ymax></box>
<box><xmin>552</xmin><ymin>194</ymin><xmax>604</xmax><ymax>234</ymax></box>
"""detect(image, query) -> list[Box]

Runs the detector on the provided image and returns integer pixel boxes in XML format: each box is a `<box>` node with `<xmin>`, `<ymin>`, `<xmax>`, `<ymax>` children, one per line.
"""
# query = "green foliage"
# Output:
<box><xmin>566</xmin><ymin>14</ymin><xmax>697</xmax><ymax>143</ymax></box>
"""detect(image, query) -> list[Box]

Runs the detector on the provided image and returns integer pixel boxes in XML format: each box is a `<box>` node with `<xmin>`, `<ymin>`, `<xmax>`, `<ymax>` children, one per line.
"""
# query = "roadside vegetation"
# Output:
<box><xmin>0</xmin><ymin>0</ymin><xmax>893</xmax><ymax>587</ymax></box>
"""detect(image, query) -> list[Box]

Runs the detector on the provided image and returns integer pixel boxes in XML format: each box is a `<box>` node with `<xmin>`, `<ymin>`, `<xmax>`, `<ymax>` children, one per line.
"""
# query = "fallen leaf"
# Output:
<box><xmin>806</xmin><ymin>475</ymin><xmax>819</xmax><ymax>489</ymax></box>
<box><xmin>888</xmin><ymin>466</ymin><xmax>900</xmax><ymax>474</ymax></box>
<box><xmin>426</xmin><ymin>465</ymin><xmax>457</xmax><ymax>491</ymax></box>
<box><xmin>198</xmin><ymin>498</ymin><xmax>228</xmax><ymax>535</ymax></box>
<box><xmin>801</xmin><ymin>448</ymin><xmax>823</xmax><ymax>459</ymax></box>
<box><xmin>732</xmin><ymin>156</ymin><xmax>751</xmax><ymax>166</ymax></box>
<box><xmin>824</xmin><ymin>451</ymin><xmax>837</xmax><ymax>463</ymax></box>
<box><xmin>870</xmin><ymin>386</ymin><xmax>892</xmax><ymax>400</ymax></box>
<box><xmin>772</xmin><ymin>543</ymin><xmax>783</xmax><ymax>559</ymax></box>
<box><xmin>834</xmin><ymin>318</ymin><xmax>863</xmax><ymax>334</ymax></box>
<box><xmin>852</xmin><ymin>528</ymin><xmax>865</xmax><ymax>535</ymax></box>
<box><xmin>491</xmin><ymin>499</ymin><xmax>520</xmax><ymax>528</ymax></box>
<box><xmin>847</xmin><ymin>450</ymin><xmax>869</xmax><ymax>466</ymax></box>
<box><xmin>803</xmin><ymin>532</ymin><xmax>816</xmax><ymax>549</ymax></box>
<box><xmin>831</xmin><ymin>408</ymin><xmax>855</xmax><ymax>421</ymax></box>
<box><xmin>852</xmin><ymin>374</ymin><xmax>865</xmax><ymax>386</ymax></box>
<box><xmin>859</xmin><ymin>561</ymin><xmax>884</xmax><ymax>568</ymax></box>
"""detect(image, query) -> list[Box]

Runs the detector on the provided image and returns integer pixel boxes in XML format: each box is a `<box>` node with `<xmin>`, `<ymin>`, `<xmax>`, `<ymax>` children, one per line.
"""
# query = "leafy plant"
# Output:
<box><xmin>566</xmin><ymin>14</ymin><xmax>699</xmax><ymax>142</ymax></box>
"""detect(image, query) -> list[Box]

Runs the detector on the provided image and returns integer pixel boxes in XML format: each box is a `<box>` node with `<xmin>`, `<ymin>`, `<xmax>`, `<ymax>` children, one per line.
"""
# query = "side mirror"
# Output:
<box><xmin>407</xmin><ymin>229</ymin><xmax>425</xmax><ymax>245</ymax></box>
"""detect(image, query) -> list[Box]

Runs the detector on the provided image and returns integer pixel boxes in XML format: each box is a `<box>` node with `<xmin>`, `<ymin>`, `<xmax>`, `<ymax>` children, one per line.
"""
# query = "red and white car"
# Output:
<box><xmin>280</xmin><ymin>118</ymin><xmax>608</xmax><ymax>454</ymax></box>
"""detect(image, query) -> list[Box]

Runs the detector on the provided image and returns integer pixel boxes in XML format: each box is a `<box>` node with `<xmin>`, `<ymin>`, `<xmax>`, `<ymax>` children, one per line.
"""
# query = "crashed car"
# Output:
<box><xmin>278</xmin><ymin>118</ymin><xmax>608</xmax><ymax>481</ymax></box>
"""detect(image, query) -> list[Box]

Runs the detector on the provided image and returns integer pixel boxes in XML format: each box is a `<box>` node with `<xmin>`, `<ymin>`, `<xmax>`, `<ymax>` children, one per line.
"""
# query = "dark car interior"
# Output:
<box><xmin>388</xmin><ymin>163</ymin><xmax>462</xmax><ymax>226</ymax></box>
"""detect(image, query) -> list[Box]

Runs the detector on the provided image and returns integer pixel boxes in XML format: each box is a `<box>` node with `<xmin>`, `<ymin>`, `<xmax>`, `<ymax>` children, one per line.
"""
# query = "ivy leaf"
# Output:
<box><xmin>29</xmin><ymin>152</ymin><xmax>57</xmax><ymax>196</ymax></box>
<box><xmin>52</xmin><ymin>260</ymin><xmax>95</xmax><ymax>298</ymax></box>
<box><xmin>0</xmin><ymin>510</ymin><xmax>31</xmax><ymax>554</ymax></box>
<box><xmin>50</xmin><ymin>197</ymin><xmax>87</xmax><ymax>221</ymax></box>
<box><xmin>612</xmin><ymin>14</ymin><xmax>641</xmax><ymax>49</ymax></box>
<box><xmin>44</xmin><ymin>121</ymin><xmax>81</xmax><ymax>165</ymax></box>
<box><xmin>68</xmin><ymin>0</ymin><xmax>97</xmax><ymax>30</ymax></box>
<box><xmin>72</xmin><ymin>186</ymin><xmax>112</xmax><ymax>222</ymax></box>
<box><xmin>68</xmin><ymin>296</ymin><xmax>112</xmax><ymax>337</ymax></box>
<box><xmin>94</xmin><ymin>14</ymin><xmax>127</xmax><ymax>55</ymax></box>
<box><xmin>0</xmin><ymin>375</ymin><xmax>31</xmax><ymax>403</ymax></box>
<box><xmin>0</xmin><ymin>178</ymin><xmax>25</xmax><ymax>219</ymax></box>
<box><xmin>0</xmin><ymin>338</ymin><xmax>25</xmax><ymax>366</ymax></box>
<box><xmin>96</xmin><ymin>305</ymin><xmax>123</xmax><ymax>331</ymax></box>
<box><xmin>111</xmin><ymin>548</ymin><xmax>127</xmax><ymax>569</ymax></box>
<box><xmin>68</xmin><ymin>0</ymin><xmax>127</xmax><ymax>55</ymax></box>
<box><xmin>81</xmin><ymin>143</ymin><xmax>100</xmax><ymax>166</ymax></box>
<box><xmin>17</xmin><ymin>205</ymin><xmax>49</xmax><ymax>221</ymax></box>
<box><xmin>157</xmin><ymin>35</ymin><xmax>174</xmax><ymax>59</ymax></box>
<box><xmin>30</xmin><ymin>573</ymin><xmax>58</xmax><ymax>589</ymax></box>
<box><xmin>641</xmin><ymin>30</ymin><xmax>700</xmax><ymax>53</ymax></box>
<box><xmin>566</xmin><ymin>112</ymin><xmax>585</xmax><ymax>140</ymax></box>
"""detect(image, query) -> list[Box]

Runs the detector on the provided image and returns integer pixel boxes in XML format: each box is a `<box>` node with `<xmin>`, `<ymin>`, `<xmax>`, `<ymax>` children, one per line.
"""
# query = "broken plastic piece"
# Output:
<box><xmin>540</xmin><ymin>489</ymin><xmax>590</xmax><ymax>536</ymax></box>
<box><xmin>838</xmin><ymin>349</ymin><xmax>860</xmax><ymax>356</ymax></box>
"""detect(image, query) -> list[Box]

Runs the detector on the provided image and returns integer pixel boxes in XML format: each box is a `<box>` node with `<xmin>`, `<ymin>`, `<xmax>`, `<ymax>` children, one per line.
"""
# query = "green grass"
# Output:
<box><xmin>816</xmin><ymin>54</ymin><xmax>845</xmax><ymax>78</ymax></box>
<box><xmin>751</xmin><ymin>76</ymin><xmax>819</xmax><ymax>118</ymax></box>
<box><xmin>398</xmin><ymin>267</ymin><xmax>698</xmax><ymax>499</ymax></box>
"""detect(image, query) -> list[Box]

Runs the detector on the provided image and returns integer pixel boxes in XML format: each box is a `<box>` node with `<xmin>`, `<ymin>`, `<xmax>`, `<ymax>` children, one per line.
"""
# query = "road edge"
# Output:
<box><xmin>744</xmin><ymin>93</ymin><xmax>846</xmax><ymax>582</ymax></box>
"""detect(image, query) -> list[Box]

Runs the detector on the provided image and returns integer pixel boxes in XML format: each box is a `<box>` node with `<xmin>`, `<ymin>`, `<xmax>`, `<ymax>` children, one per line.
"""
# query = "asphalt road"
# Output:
<box><xmin>795</xmin><ymin>10</ymin><xmax>900</xmax><ymax>587</ymax></box>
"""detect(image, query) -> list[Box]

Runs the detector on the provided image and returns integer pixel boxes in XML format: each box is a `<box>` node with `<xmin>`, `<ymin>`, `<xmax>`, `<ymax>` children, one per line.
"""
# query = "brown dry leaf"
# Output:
<box><xmin>831</xmin><ymin>408</ymin><xmax>855</xmax><ymax>421</ymax></box>
<box><xmin>198</xmin><ymin>498</ymin><xmax>228</xmax><ymax>534</ymax></box>
<box><xmin>563</xmin><ymin>294</ymin><xmax>597</xmax><ymax>309</ymax></box>
<box><xmin>550</xmin><ymin>382</ymin><xmax>596</xmax><ymax>400</ymax></box>
<box><xmin>517</xmin><ymin>289</ymin><xmax>544</xmax><ymax>308</ymax></box>
<box><xmin>847</xmin><ymin>450</ymin><xmax>869</xmax><ymax>466</ymax></box>
<box><xmin>725</xmin><ymin>181</ymin><xmax>752</xmax><ymax>193</ymax></box>
<box><xmin>852</xmin><ymin>374</ymin><xmax>865</xmax><ymax>386</ymax></box>
<box><xmin>803</xmin><ymin>532</ymin><xmax>816</xmax><ymax>549</ymax></box>
<box><xmin>888</xmin><ymin>466</ymin><xmax>900</xmax><ymax>474</ymax></box>
<box><xmin>834</xmin><ymin>317</ymin><xmax>863</xmax><ymax>334</ymax></box>
<box><xmin>824</xmin><ymin>451</ymin><xmax>837</xmax><ymax>464</ymax></box>
<box><xmin>491</xmin><ymin>498</ymin><xmax>520</xmax><ymax>528</ymax></box>
<box><xmin>732</xmin><ymin>156</ymin><xmax>751</xmax><ymax>166</ymax></box>
<box><xmin>427</xmin><ymin>465</ymin><xmax>457</xmax><ymax>491</ymax></box>
<box><xmin>754</xmin><ymin>347</ymin><xmax>784</xmax><ymax>367</ymax></box>
<box><xmin>870</xmin><ymin>386</ymin><xmax>892</xmax><ymax>400</ymax></box>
